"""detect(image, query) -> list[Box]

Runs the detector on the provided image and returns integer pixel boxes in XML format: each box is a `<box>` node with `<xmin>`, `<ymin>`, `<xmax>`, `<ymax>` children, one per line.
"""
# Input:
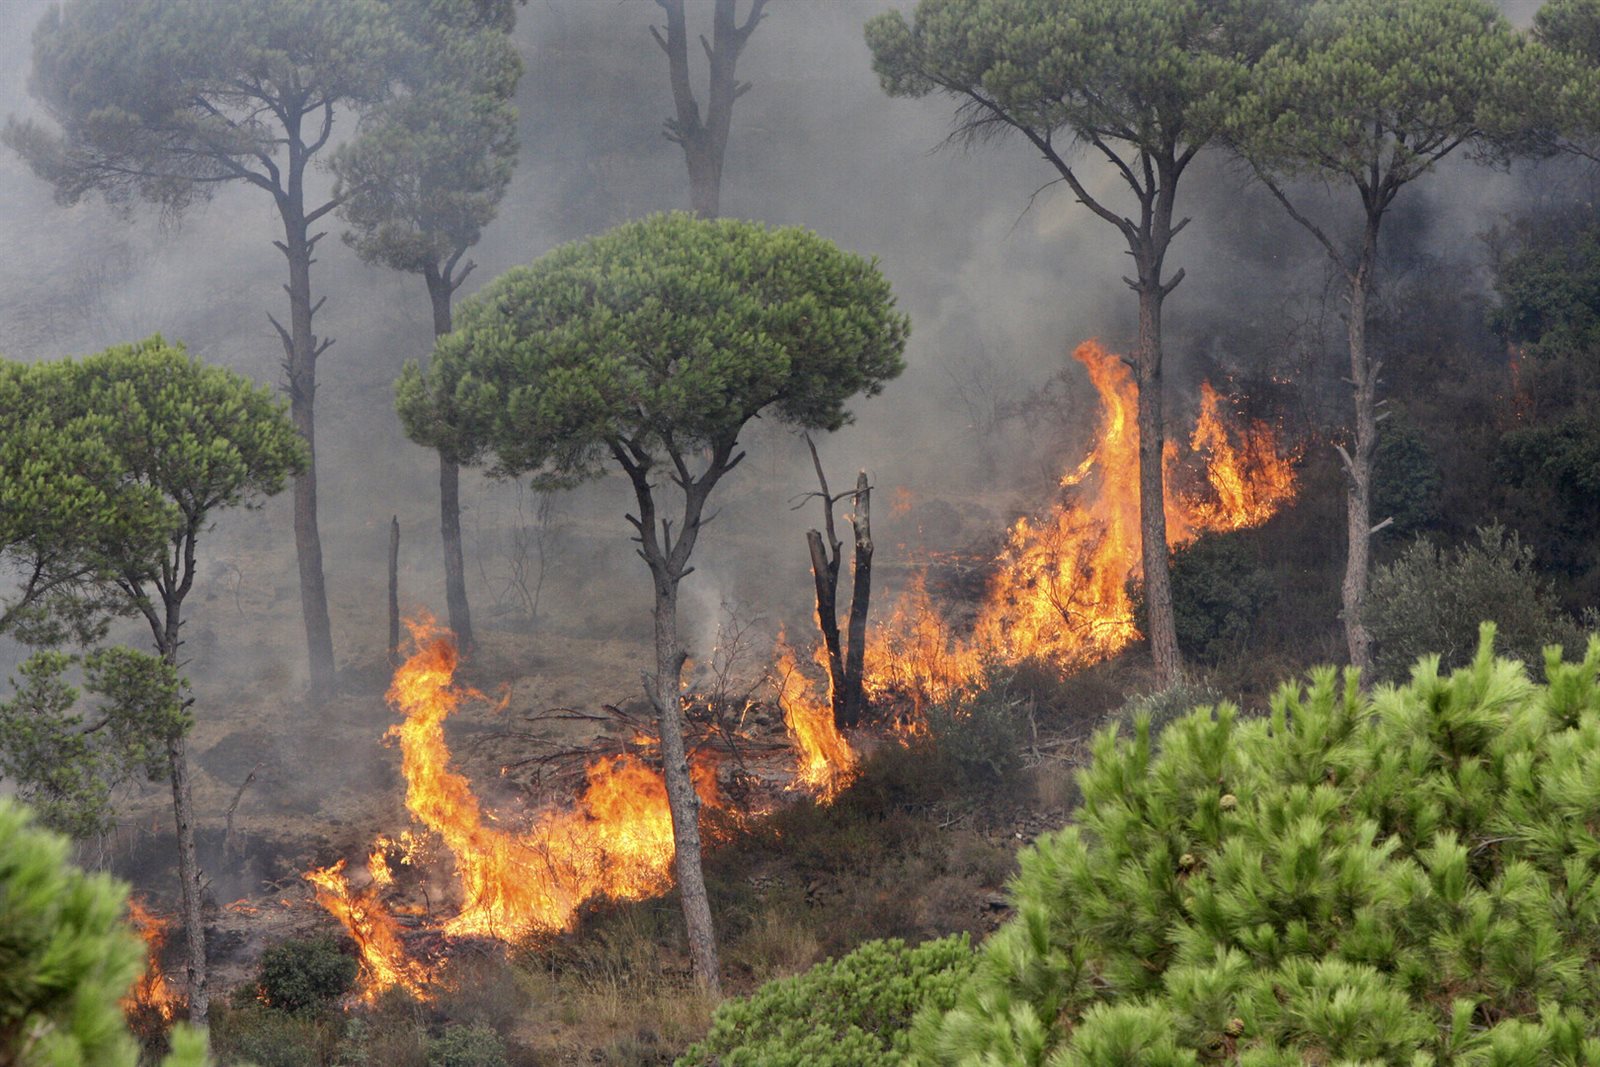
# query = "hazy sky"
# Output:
<box><xmin>0</xmin><ymin>0</ymin><xmax>1558</xmax><ymax>676</ymax></box>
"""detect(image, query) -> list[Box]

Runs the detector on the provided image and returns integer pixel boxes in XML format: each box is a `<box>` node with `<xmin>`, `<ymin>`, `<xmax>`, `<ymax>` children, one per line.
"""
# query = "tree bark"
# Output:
<box><xmin>1340</xmin><ymin>225</ymin><xmax>1381</xmax><ymax>675</ymax></box>
<box><xmin>647</xmin><ymin>574</ymin><xmax>720</xmax><ymax>995</ymax></box>
<box><xmin>166</xmin><ymin>730</ymin><xmax>208</xmax><ymax>1026</ymax></box>
<box><xmin>277</xmin><ymin>198</ymin><xmax>336</xmax><ymax>701</ymax></box>
<box><xmin>1135</xmin><ymin>283</ymin><xmax>1182</xmax><ymax>690</ymax></box>
<box><xmin>617</xmin><ymin>441</ymin><xmax>734</xmax><ymax>996</ymax></box>
<box><xmin>841</xmin><ymin>472</ymin><xmax>873</xmax><ymax>729</ymax></box>
<box><xmin>427</xmin><ymin>271</ymin><xmax>475</xmax><ymax>653</ymax></box>
<box><xmin>806</xmin><ymin>528</ymin><xmax>846</xmax><ymax>722</ymax></box>
<box><xmin>654</xmin><ymin>0</ymin><xmax>768</xmax><ymax>218</ymax></box>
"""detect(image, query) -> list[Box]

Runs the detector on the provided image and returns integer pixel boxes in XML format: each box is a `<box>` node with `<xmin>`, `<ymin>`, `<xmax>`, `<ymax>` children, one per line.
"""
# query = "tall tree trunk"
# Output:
<box><xmin>1341</xmin><ymin>238</ymin><xmax>1379</xmax><ymax>674</ymax></box>
<box><xmin>155</xmin><ymin>570</ymin><xmax>207</xmax><ymax>1025</ymax></box>
<box><xmin>427</xmin><ymin>274</ymin><xmax>474</xmax><ymax>653</ymax></box>
<box><xmin>1135</xmin><ymin>284</ymin><xmax>1182</xmax><ymax>689</ymax></box>
<box><xmin>654</xmin><ymin>0</ymin><xmax>768</xmax><ymax>219</ymax></box>
<box><xmin>166</xmin><ymin>730</ymin><xmax>208</xmax><ymax>1026</ymax></box>
<box><xmin>841</xmin><ymin>472</ymin><xmax>873</xmax><ymax>729</ymax></box>
<box><xmin>279</xmin><ymin>203</ymin><xmax>336</xmax><ymax>700</ymax></box>
<box><xmin>649</xmin><ymin>573</ymin><xmax>720</xmax><ymax>995</ymax></box>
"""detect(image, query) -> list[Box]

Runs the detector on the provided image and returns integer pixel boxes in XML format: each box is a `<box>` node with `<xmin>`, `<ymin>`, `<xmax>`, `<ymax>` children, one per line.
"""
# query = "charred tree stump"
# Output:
<box><xmin>802</xmin><ymin>435</ymin><xmax>874</xmax><ymax>731</ymax></box>
<box><xmin>841</xmin><ymin>471</ymin><xmax>872</xmax><ymax>729</ymax></box>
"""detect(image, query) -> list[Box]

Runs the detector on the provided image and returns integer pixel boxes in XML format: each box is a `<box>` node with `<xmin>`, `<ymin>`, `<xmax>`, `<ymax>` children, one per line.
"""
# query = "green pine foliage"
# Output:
<box><xmin>677</xmin><ymin>935</ymin><xmax>974</xmax><ymax>1067</ymax></box>
<box><xmin>917</xmin><ymin>628</ymin><xmax>1600</xmax><ymax>1065</ymax></box>
<box><xmin>0</xmin><ymin>798</ymin><xmax>208</xmax><ymax>1067</ymax></box>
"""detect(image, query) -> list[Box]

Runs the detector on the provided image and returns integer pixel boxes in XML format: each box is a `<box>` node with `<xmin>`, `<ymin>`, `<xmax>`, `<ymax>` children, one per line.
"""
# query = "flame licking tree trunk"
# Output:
<box><xmin>802</xmin><ymin>435</ymin><xmax>875</xmax><ymax>731</ymax></box>
<box><xmin>621</xmin><ymin>440</ymin><xmax>738</xmax><ymax>998</ymax></box>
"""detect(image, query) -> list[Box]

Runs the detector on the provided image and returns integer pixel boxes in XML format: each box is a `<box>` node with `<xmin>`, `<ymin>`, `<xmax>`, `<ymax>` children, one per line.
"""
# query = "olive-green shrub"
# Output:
<box><xmin>677</xmin><ymin>935</ymin><xmax>974</xmax><ymax>1067</ymax></box>
<box><xmin>917</xmin><ymin>627</ymin><xmax>1600</xmax><ymax>1065</ymax></box>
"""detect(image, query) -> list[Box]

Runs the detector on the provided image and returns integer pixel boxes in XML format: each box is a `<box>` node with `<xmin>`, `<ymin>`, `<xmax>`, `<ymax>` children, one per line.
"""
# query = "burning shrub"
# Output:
<box><xmin>914</xmin><ymin>630</ymin><xmax>1600</xmax><ymax>1064</ymax></box>
<box><xmin>427</xmin><ymin>1023</ymin><xmax>507</xmax><ymax>1067</ymax></box>
<box><xmin>252</xmin><ymin>936</ymin><xmax>358</xmax><ymax>1016</ymax></box>
<box><xmin>676</xmin><ymin>935</ymin><xmax>973</xmax><ymax>1067</ymax></box>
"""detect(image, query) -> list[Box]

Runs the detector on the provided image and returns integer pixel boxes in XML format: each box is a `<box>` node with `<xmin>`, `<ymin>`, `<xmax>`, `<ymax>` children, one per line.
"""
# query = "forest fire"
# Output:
<box><xmin>773</xmin><ymin>633</ymin><xmax>859</xmax><ymax>798</ymax></box>
<box><xmin>123</xmin><ymin>898</ymin><xmax>180</xmax><ymax>1022</ymax></box>
<box><xmin>859</xmin><ymin>340</ymin><xmax>1300</xmax><ymax>705</ymax></box>
<box><xmin>309</xmin><ymin>617</ymin><xmax>729</xmax><ymax>1000</ymax></box>
<box><xmin>306</xmin><ymin>341</ymin><xmax>1296</xmax><ymax>1002</ymax></box>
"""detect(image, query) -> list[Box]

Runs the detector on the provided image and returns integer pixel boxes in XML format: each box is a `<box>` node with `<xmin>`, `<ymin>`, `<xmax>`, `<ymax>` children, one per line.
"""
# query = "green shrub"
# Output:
<box><xmin>210</xmin><ymin>1001</ymin><xmax>341</xmax><ymax>1067</ymax></box>
<box><xmin>0</xmin><ymin>798</ymin><xmax>207</xmax><ymax>1067</ymax></box>
<box><xmin>1167</xmin><ymin>535</ymin><xmax>1274</xmax><ymax>664</ymax></box>
<box><xmin>427</xmin><ymin>1023</ymin><xmax>506</xmax><ymax>1067</ymax></box>
<box><xmin>677</xmin><ymin>935</ymin><xmax>974</xmax><ymax>1067</ymax></box>
<box><xmin>252</xmin><ymin>936</ymin><xmax>358</xmax><ymax>1016</ymax></box>
<box><xmin>1367</xmin><ymin>524</ymin><xmax>1582</xmax><ymax>681</ymax></box>
<box><xmin>925</xmin><ymin>678</ymin><xmax>1025</xmax><ymax>788</ymax></box>
<box><xmin>916</xmin><ymin>628</ymin><xmax>1600</xmax><ymax>1065</ymax></box>
<box><xmin>1110</xmin><ymin>682</ymin><xmax>1223</xmax><ymax>749</ymax></box>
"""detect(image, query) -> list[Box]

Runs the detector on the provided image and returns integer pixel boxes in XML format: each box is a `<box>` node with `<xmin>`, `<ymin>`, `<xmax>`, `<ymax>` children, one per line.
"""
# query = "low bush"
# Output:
<box><xmin>916</xmin><ymin>628</ymin><xmax>1600</xmax><ymax>1064</ymax></box>
<box><xmin>925</xmin><ymin>678</ymin><xmax>1026</xmax><ymax>789</ymax></box>
<box><xmin>1367</xmin><ymin>524</ymin><xmax>1582</xmax><ymax>680</ymax></box>
<box><xmin>677</xmin><ymin>935</ymin><xmax>974</xmax><ymax>1067</ymax></box>
<box><xmin>427</xmin><ymin>1023</ymin><xmax>507</xmax><ymax>1067</ymax></box>
<box><xmin>252</xmin><ymin>936</ymin><xmax>358</xmax><ymax>1015</ymax></box>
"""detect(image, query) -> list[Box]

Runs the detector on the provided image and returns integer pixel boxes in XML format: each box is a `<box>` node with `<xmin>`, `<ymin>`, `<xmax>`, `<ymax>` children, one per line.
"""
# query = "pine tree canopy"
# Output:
<box><xmin>915</xmin><ymin>627</ymin><xmax>1600</xmax><ymax>1065</ymax></box>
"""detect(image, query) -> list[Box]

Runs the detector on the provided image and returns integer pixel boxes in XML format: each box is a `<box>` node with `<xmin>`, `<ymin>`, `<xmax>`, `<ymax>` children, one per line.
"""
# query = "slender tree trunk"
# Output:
<box><xmin>841</xmin><ymin>472</ymin><xmax>873</xmax><ymax>729</ymax></box>
<box><xmin>649</xmin><ymin>572</ymin><xmax>720</xmax><ymax>995</ymax></box>
<box><xmin>1341</xmin><ymin>236</ymin><xmax>1380</xmax><ymax>674</ymax></box>
<box><xmin>427</xmin><ymin>274</ymin><xmax>474</xmax><ymax>653</ymax></box>
<box><xmin>654</xmin><ymin>0</ymin><xmax>768</xmax><ymax>219</ymax></box>
<box><xmin>388</xmin><ymin>515</ymin><xmax>401</xmax><ymax>664</ymax></box>
<box><xmin>806</xmin><ymin>529</ymin><xmax>846</xmax><ymax>723</ymax></box>
<box><xmin>1135</xmin><ymin>284</ymin><xmax>1182</xmax><ymax>689</ymax></box>
<box><xmin>166</xmin><ymin>730</ymin><xmax>208</xmax><ymax>1026</ymax></box>
<box><xmin>280</xmin><ymin>203</ymin><xmax>336</xmax><ymax>699</ymax></box>
<box><xmin>154</xmin><ymin>572</ymin><xmax>207</xmax><ymax>1025</ymax></box>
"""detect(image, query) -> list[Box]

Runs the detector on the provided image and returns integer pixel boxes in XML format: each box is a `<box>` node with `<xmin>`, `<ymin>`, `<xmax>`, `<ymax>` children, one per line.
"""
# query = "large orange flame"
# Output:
<box><xmin>123</xmin><ymin>898</ymin><xmax>180</xmax><ymax>1022</ymax></box>
<box><xmin>856</xmin><ymin>340</ymin><xmax>1299</xmax><ymax>707</ymax></box>
<box><xmin>310</xmin><ymin>616</ymin><xmax>727</xmax><ymax>1001</ymax></box>
<box><xmin>773</xmin><ymin>631</ymin><xmax>858</xmax><ymax>799</ymax></box>
<box><xmin>304</xmin><ymin>858</ymin><xmax>431</xmax><ymax>1003</ymax></box>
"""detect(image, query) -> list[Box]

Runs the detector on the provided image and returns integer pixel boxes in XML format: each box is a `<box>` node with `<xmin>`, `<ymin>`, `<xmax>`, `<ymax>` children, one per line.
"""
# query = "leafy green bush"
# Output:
<box><xmin>1371</xmin><ymin>416</ymin><xmax>1443</xmax><ymax>538</ymax></box>
<box><xmin>252</xmin><ymin>936</ymin><xmax>358</xmax><ymax>1016</ymax></box>
<box><xmin>1167</xmin><ymin>535</ymin><xmax>1274</xmax><ymax>665</ymax></box>
<box><xmin>427</xmin><ymin>1023</ymin><xmax>507</xmax><ymax>1067</ymax></box>
<box><xmin>1110</xmin><ymin>682</ymin><xmax>1223</xmax><ymax>749</ymax></box>
<box><xmin>916</xmin><ymin>628</ymin><xmax>1600</xmax><ymax>1065</ymax></box>
<box><xmin>925</xmin><ymin>677</ymin><xmax>1026</xmax><ymax>788</ymax></box>
<box><xmin>0</xmin><ymin>798</ymin><xmax>207</xmax><ymax>1067</ymax></box>
<box><xmin>210</xmin><ymin>1001</ymin><xmax>341</xmax><ymax>1067</ymax></box>
<box><xmin>1367</xmin><ymin>524</ymin><xmax>1582</xmax><ymax>680</ymax></box>
<box><xmin>677</xmin><ymin>935</ymin><xmax>974</xmax><ymax>1067</ymax></box>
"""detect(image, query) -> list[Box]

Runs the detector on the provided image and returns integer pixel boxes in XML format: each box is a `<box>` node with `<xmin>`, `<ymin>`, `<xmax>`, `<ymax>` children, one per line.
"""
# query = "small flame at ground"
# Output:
<box><xmin>304</xmin><ymin>859</ymin><xmax>432</xmax><ymax>1003</ymax></box>
<box><xmin>773</xmin><ymin>631</ymin><xmax>858</xmax><ymax>799</ymax></box>
<box><xmin>123</xmin><ymin>898</ymin><xmax>180</xmax><ymax>1023</ymax></box>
